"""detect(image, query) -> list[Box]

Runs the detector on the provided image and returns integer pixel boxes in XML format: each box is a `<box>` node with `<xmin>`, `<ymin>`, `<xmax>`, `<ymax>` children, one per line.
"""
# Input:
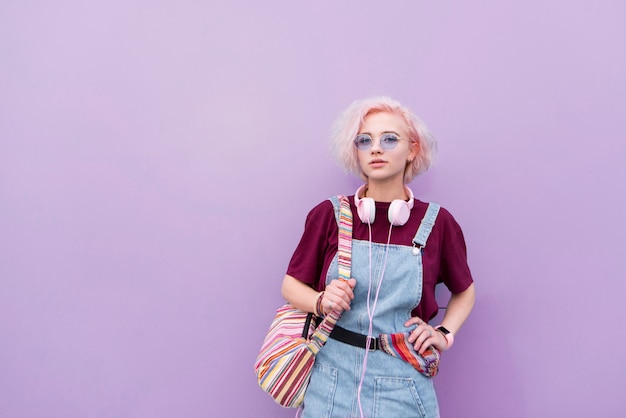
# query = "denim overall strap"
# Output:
<box><xmin>329</xmin><ymin>196</ymin><xmax>341</xmax><ymax>223</ymax></box>
<box><xmin>412</xmin><ymin>203</ymin><xmax>441</xmax><ymax>249</ymax></box>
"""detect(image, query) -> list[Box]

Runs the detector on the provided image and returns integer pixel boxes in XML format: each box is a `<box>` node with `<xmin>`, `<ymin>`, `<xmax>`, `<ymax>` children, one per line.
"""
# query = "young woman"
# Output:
<box><xmin>281</xmin><ymin>97</ymin><xmax>475</xmax><ymax>417</ymax></box>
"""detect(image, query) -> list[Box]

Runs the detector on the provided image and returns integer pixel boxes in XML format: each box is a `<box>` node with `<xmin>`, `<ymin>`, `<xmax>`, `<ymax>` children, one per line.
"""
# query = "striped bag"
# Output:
<box><xmin>254</xmin><ymin>195</ymin><xmax>352</xmax><ymax>408</ymax></box>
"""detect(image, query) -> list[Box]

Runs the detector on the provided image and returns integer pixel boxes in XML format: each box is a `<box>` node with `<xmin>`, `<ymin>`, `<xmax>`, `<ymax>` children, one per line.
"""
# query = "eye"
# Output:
<box><xmin>354</xmin><ymin>134</ymin><xmax>372</xmax><ymax>146</ymax></box>
<box><xmin>381</xmin><ymin>133</ymin><xmax>400</xmax><ymax>145</ymax></box>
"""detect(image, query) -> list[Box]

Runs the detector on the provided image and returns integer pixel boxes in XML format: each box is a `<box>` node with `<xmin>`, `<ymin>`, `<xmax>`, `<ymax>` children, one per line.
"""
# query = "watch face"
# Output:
<box><xmin>436</xmin><ymin>326</ymin><xmax>450</xmax><ymax>335</ymax></box>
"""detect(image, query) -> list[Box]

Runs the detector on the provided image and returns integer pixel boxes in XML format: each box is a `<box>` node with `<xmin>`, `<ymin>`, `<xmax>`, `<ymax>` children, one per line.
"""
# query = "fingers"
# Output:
<box><xmin>322</xmin><ymin>293</ymin><xmax>350</xmax><ymax>314</ymax></box>
<box><xmin>323</xmin><ymin>279</ymin><xmax>356</xmax><ymax>314</ymax></box>
<box><xmin>405</xmin><ymin>317</ymin><xmax>446</xmax><ymax>354</ymax></box>
<box><xmin>327</xmin><ymin>279</ymin><xmax>355</xmax><ymax>301</ymax></box>
<box><xmin>404</xmin><ymin>316</ymin><xmax>424</xmax><ymax>328</ymax></box>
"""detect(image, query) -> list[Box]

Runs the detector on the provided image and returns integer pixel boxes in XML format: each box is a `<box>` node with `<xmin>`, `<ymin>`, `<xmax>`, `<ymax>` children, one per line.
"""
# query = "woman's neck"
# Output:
<box><xmin>363</xmin><ymin>181</ymin><xmax>408</xmax><ymax>202</ymax></box>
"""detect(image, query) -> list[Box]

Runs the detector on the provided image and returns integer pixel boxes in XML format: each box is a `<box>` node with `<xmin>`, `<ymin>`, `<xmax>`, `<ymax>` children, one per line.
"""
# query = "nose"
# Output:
<box><xmin>370</xmin><ymin>138</ymin><xmax>384</xmax><ymax>153</ymax></box>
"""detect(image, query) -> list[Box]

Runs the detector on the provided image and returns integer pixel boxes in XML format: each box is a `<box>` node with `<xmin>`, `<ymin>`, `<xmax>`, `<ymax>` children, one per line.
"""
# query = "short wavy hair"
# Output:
<box><xmin>330</xmin><ymin>96</ymin><xmax>437</xmax><ymax>183</ymax></box>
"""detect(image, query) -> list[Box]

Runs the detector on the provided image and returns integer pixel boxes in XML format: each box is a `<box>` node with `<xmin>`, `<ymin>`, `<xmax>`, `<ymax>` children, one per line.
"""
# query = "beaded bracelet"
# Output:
<box><xmin>315</xmin><ymin>291</ymin><xmax>325</xmax><ymax>316</ymax></box>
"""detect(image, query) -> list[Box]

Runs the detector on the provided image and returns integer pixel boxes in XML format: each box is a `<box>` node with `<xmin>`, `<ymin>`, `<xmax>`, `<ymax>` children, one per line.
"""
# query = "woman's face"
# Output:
<box><xmin>356</xmin><ymin>111</ymin><xmax>417</xmax><ymax>184</ymax></box>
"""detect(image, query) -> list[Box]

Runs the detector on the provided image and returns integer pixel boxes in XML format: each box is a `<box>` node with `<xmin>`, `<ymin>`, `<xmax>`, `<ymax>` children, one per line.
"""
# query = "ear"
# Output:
<box><xmin>408</xmin><ymin>141</ymin><xmax>420</xmax><ymax>161</ymax></box>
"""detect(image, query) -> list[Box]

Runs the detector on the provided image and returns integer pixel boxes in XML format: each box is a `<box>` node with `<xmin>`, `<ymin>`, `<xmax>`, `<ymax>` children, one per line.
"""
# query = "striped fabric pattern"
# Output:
<box><xmin>379</xmin><ymin>332</ymin><xmax>441</xmax><ymax>377</ymax></box>
<box><xmin>337</xmin><ymin>196</ymin><xmax>352</xmax><ymax>282</ymax></box>
<box><xmin>254</xmin><ymin>196</ymin><xmax>351</xmax><ymax>408</ymax></box>
<box><xmin>254</xmin><ymin>307</ymin><xmax>341</xmax><ymax>407</ymax></box>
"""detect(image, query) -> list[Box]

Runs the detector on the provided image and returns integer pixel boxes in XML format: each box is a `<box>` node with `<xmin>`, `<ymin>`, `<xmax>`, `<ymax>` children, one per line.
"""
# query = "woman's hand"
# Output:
<box><xmin>405</xmin><ymin>317</ymin><xmax>448</xmax><ymax>354</ymax></box>
<box><xmin>321</xmin><ymin>278</ymin><xmax>356</xmax><ymax>315</ymax></box>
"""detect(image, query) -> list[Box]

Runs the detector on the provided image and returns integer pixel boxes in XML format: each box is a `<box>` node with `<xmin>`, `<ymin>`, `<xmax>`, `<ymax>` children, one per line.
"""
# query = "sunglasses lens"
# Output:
<box><xmin>380</xmin><ymin>134</ymin><xmax>400</xmax><ymax>150</ymax></box>
<box><xmin>354</xmin><ymin>135</ymin><xmax>372</xmax><ymax>150</ymax></box>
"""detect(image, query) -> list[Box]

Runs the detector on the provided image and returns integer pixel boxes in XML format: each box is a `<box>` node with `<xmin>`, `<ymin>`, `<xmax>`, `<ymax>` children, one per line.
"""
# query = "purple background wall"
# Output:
<box><xmin>1</xmin><ymin>1</ymin><xmax>625</xmax><ymax>417</ymax></box>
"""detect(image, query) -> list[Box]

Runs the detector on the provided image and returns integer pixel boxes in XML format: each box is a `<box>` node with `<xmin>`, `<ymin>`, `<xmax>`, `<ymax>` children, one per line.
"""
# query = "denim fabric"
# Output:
<box><xmin>302</xmin><ymin>200</ymin><xmax>440</xmax><ymax>418</ymax></box>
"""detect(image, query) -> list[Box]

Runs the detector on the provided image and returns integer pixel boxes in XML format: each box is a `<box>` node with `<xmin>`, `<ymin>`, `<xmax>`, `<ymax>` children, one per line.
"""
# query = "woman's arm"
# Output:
<box><xmin>281</xmin><ymin>274</ymin><xmax>321</xmax><ymax>313</ymax></box>
<box><xmin>440</xmin><ymin>282</ymin><xmax>476</xmax><ymax>334</ymax></box>
<box><xmin>281</xmin><ymin>274</ymin><xmax>356</xmax><ymax>315</ymax></box>
<box><xmin>406</xmin><ymin>283</ymin><xmax>476</xmax><ymax>353</ymax></box>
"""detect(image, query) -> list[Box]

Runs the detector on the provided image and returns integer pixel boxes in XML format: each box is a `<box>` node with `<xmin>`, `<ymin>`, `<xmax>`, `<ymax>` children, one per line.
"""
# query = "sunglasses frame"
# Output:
<box><xmin>353</xmin><ymin>133</ymin><xmax>408</xmax><ymax>151</ymax></box>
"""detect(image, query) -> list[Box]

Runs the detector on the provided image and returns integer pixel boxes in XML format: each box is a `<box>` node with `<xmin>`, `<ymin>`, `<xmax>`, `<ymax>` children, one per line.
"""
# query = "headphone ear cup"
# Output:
<box><xmin>388</xmin><ymin>199</ymin><xmax>410</xmax><ymax>226</ymax></box>
<box><xmin>357</xmin><ymin>197</ymin><xmax>376</xmax><ymax>224</ymax></box>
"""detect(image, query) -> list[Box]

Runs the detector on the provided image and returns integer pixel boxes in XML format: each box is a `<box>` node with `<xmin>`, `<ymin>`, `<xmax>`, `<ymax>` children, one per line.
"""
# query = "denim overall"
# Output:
<box><xmin>302</xmin><ymin>197</ymin><xmax>441</xmax><ymax>418</ymax></box>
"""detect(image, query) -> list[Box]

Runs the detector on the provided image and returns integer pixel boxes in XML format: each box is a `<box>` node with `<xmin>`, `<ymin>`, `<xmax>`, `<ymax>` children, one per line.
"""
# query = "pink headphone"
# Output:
<box><xmin>353</xmin><ymin>185</ymin><xmax>415</xmax><ymax>226</ymax></box>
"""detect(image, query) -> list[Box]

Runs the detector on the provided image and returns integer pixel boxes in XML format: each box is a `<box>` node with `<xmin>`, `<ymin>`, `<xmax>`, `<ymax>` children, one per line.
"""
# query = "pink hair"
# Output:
<box><xmin>330</xmin><ymin>96</ymin><xmax>437</xmax><ymax>183</ymax></box>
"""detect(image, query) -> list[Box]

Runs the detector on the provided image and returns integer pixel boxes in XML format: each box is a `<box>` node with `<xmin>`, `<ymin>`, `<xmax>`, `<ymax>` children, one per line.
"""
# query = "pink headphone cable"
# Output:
<box><xmin>356</xmin><ymin>221</ymin><xmax>394</xmax><ymax>417</ymax></box>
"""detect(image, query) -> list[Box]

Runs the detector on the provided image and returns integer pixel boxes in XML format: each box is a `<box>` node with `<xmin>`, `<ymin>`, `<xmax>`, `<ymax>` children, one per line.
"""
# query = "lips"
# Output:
<box><xmin>369</xmin><ymin>159</ymin><xmax>387</xmax><ymax>167</ymax></box>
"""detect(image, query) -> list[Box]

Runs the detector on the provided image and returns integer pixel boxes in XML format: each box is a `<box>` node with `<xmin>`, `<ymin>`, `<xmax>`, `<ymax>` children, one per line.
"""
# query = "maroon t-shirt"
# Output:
<box><xmin>286</xmin><ymin>196</ymin><xmax>474</xmax><ymax>321</ymax></box>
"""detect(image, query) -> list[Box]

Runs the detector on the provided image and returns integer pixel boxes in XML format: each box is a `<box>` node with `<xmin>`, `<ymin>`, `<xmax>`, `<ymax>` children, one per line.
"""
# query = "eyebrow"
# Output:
<box><xmin>357</xmin><ymin>130</ymin><xmax>401</xmax><ymax>136</ymax></box>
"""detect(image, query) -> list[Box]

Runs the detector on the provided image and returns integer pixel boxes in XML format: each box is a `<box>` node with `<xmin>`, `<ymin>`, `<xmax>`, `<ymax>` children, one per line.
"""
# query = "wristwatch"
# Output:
<box><xmin>435</xmin><ymin>325</ymin><xmax>454</xmax><ymax>350</ymax></box>
<box><xmin>435</xmin><ymin>325</ymin><xmax>451</xmax><ymax>335</ymax></box>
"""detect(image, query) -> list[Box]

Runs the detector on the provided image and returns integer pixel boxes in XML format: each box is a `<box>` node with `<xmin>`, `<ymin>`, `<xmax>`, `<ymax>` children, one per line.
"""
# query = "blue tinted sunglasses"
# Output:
<box><xmin>353</xmin><ymin>133</ymin><xmax>408</xmax><ymax>151</ymax></box>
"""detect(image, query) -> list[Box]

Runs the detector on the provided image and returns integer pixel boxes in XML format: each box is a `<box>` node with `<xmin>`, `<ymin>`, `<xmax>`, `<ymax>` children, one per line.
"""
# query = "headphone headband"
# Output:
<box><xmin>354</xmin><ymin>185</ymin><xmax>414</xmax><ymax>226</ymax></box>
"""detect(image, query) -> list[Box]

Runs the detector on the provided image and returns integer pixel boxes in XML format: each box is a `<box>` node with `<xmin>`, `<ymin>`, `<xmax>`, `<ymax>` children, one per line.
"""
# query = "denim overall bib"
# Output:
<box><xmin>302</xmin><ymin>197</ymin><xmax>441</xmax><ymax>418</ymax></box>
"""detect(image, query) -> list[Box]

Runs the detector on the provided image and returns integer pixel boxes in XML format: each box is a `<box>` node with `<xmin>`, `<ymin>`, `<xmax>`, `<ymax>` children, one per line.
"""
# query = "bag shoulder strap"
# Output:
<box><xmin>306</xmin><ymin>196</ymin><xmax>352</xmax><ymax>349</ymax></box>
<box><xmin>328</xmin><ymin>195</ymin><xmax>352</xmax><ymax>281</ymax></box>
<box><xmin>412</xmin><ymin>202</ymin><xmax>441</xmax><ymax>249</ymax></box>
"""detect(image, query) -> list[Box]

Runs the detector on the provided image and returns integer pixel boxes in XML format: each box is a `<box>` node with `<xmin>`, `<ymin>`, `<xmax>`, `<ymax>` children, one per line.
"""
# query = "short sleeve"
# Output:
<box><xmin>438</xmin><ymin>208</ymin><xmax>473</xmax><ymax>294</ymax></box>
<box><xmin>286</xmin><ymin>200</ymin><xmax>338</xmax><ymax>290</ymax></box>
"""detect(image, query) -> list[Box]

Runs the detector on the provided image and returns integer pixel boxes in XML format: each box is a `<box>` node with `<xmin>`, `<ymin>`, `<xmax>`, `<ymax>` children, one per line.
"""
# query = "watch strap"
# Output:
<box><xmin>435</xmin><ymin>325</ymin><xmax>454</xmax><ymax>350</ymax></box>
